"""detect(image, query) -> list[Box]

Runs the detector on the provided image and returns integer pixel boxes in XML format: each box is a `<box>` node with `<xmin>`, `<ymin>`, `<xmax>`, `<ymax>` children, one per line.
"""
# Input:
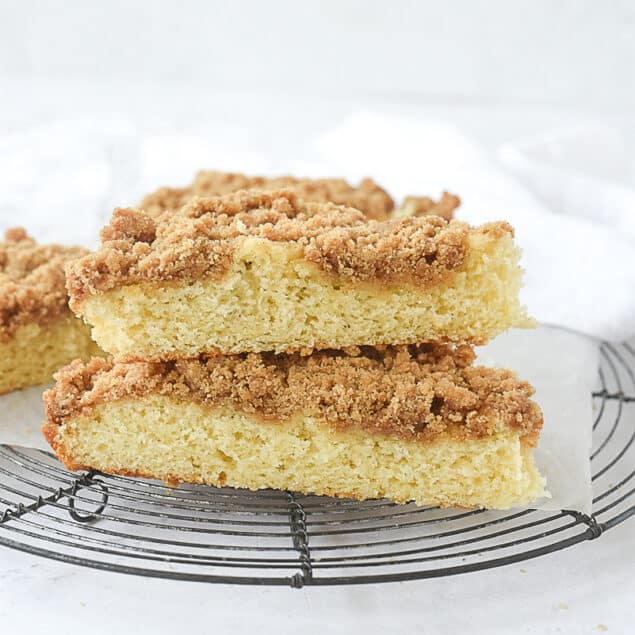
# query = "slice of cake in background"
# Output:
<box><xmin>43</xmin><ymin>343</ymin><xmax>546</xmax><ymax>509</ymax></box>
<box><xmin>141</xmin><ymin>169</ymin><xmax>460</xmax><ymax>220</ymax></box>
<box><xmin>142</xmin><ymin>171</ymin><xmax>395</xmax><ymax>219</ymax></box>
<box><xmin>66</xmin><ymin>190</ymin><xmax>533</xmax><ymax>359</ymax></box>
<box><xmin>0</xmin><ymin>228</ymin><xmax>102</xmax><ymax>394</ymax></box>
<box><xmin>395</xmin><ymin>193</ymin><xmax>460</xmax><ymax>221</ymax></box>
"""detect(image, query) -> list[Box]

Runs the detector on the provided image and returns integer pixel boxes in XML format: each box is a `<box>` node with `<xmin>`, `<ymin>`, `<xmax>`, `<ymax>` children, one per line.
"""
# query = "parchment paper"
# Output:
<box><xmin>477</xmin><ymin>325</ymin><xmax>596</xmax><ymax>513</ymax></box>
<box><xmin>0</xmin><ymin>325</ymin><xmax>597</xmax><ymax>513</ymax></box>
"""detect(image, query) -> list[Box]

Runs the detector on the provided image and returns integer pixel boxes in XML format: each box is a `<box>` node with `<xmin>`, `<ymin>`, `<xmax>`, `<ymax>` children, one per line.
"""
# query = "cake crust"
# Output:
<box><xmin>43</xmin><ymin>344</ymin><xmax>542</xmax><ymax>444</ymax></box>
<box><xmin>0</xmin><ymin>228</ymin><xmax>87</xmax><ymax>342</ymax></box>
<box><xmin>66</xmin><ymin>190</ymin><xmax>508</xmax><ymax>308</ymax></box>
<box><xmin>141</xmin><ymin>171</ymin><xmax>395</xmax><ymax>219</ymax></box>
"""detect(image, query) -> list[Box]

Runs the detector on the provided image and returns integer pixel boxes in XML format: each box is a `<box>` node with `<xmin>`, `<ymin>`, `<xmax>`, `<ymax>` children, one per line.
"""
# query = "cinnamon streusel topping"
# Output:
<box><xmin>0</xmin><ymin>228</ymin><xmax>87</xmax><ymax>341</ymax></box>
<box><xmin>401</xmin><ymin>192</ymin><xmax>461</xmax><ymax>221</ymax></box>
<box><xmin>141</xmin><ymin>171</ymin><xmax>395</xmax><ymax>219</ymax></box>
<box><xmin>44</xmin><ymin>344</ymin><xmax>542</xmax><ymax>443</ymax></box>
<box><xmin>67</xmin><ymin>190</ymin><xmax>499</xmax><ymax>306</ymax></box>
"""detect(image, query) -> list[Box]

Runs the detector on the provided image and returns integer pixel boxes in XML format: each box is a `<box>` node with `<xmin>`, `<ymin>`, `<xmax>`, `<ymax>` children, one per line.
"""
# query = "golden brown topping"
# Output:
<box><xmin>67</xmin><ymin>190</ymin><xmax>488</xmax><ymax>306</ymax></box>
<box><xmin>303</xmin><ymin>214</ymin><xmax>468</xmax><ymax>284</ymax></box>
<box><xmin>0</xmin><ymin>228</ymin><xmax>87</xmax><ymax>340</ymax></box>
<box><xmin>44</xmin><ymin>344</ymin><xmax>543</xmax><ymax>443</ymax></box>
<box><xmin>400</xmin><ymin>192</ymin><xmax>461</xmax><ymax>221</ymax></box>
<box><xmin>141</xmin><ymin>171</ymin><xmax>395</xmax><ymax>220</ymax></box>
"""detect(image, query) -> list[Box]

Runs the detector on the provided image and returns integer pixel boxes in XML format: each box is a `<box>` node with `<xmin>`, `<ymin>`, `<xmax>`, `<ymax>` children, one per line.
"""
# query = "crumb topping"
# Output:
<box><xmin>0</xmin><ymin>228</ymin><xmax>87</xmax><ymax>340</ymax></box>
<box><xmin>400</xmin><ymin>192</ymin><xmax>461</xmax><ymax>221</ymax></box>
<box><xmin>67</xmin><ymin>190</ymin><xmax>493</xmax><ymax>306</ymax></box>
<box><xmin>141</xmin><ymin>171</ymin><xmax>395</xmax><ymax>220</ymax></box>
<box><xmin>44</xmin><ymin>344</ymin><xmax>543</xmax><ymax>443</ymax></box>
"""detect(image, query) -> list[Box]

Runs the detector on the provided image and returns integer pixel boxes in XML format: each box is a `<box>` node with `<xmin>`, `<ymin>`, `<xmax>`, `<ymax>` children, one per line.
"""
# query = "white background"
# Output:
<box><xmin>1</xmin><ymin>2</ymin><xmax>634</xmax><ymax>634</ymax></box>
<box><xmin>2</xmin><ymin>0</ymin><xmax>635</xmax><ymax>113</ymax></box>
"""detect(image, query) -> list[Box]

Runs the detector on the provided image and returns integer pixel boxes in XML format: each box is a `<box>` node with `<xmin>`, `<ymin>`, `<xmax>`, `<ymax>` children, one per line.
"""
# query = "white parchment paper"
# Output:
<box><xmin>0</xmin><ymin>325</ymin><xmax>597</xmax><ymax>512</ymax></box>
<box><xmin>478</xmin><ymin>325</ymin><xmax>597</xmax><ymax>513</ymax></box>
<box><xmin>0</xmin><ymin>385</ymin><xmax>51</xmax><ymax>452</ymax></box>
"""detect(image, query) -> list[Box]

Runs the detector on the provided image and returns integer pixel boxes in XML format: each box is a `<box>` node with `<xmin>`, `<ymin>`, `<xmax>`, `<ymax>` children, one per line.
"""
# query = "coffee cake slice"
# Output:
<box><xmin>0</xmin><ymin>228</ymin><xmax>102</xmax><ymax>394</ymax></box>
<box><xmin>43</xmin><ymin>344</ymin><xmax>546</xmax><ymax>509</ymax></box>
<box><xmin>141</xmin><ymin>170</ymin><xmax>460</xmax><ymax>220</ymax></box>
<box><xmin>66</xmin><ymin>190</ymin><xmax>532</xmax><ymax>359</ymax></box>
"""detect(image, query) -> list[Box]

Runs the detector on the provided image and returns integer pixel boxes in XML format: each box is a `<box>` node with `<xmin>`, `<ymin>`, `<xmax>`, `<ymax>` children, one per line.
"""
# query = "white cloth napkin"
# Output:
<box><xmin>318</xmin><ymin>113</ymin><xmax>635</xmax><ymax>342</ymax></box>
<box><xmin>0</xmin><ymin>116</ymin><xmax>139</xmax><ymax>246</ymax></box>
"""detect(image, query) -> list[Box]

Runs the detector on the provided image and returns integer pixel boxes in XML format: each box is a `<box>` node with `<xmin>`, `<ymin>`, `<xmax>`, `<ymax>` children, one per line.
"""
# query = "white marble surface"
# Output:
<box><xmin>1</xmin><ymin>521</ymin><xmax>633</xmax><ymax>634</ymax></box>
<box><xmin>0</xmin><ymin>76</ymin><xmax>634</xmax><ymax>633</ymax></box>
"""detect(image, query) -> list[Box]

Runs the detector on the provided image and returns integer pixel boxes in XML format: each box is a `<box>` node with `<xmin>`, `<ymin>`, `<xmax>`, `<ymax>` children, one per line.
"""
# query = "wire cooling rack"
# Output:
<box><xmin>0</xmin><ymin>341</ymin><xmax>633</xmax><ymax>587</ymax></box>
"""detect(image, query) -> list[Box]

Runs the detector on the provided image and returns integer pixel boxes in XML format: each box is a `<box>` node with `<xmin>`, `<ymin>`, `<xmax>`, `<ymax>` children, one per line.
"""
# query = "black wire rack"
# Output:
<box><xmin>0</xmin><ymin>341</ymin><xmax>633</xmax><ymax>587</ymax></box>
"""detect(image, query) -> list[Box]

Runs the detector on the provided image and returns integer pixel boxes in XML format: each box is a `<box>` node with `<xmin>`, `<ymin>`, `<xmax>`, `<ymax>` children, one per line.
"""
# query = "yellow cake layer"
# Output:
<box><xmin>46</xmin><ymin>394</ymin><xmax>547</xmax><ymax>509</ymax></box>
<box><xmin>78</xmin><ymin>231</ymin><xmax>532</xmax><ymax>358</ymax></box>
<box><xmin>0</xmin><ymin>316</ymin><xmax>102</xmax><ymax>394</ymax></box>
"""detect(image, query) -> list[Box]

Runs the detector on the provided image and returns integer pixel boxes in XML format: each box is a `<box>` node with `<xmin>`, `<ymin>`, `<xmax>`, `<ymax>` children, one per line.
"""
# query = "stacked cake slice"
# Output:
<box><xmin>44</xmin><ymin>188</ymin><xmax>546</xmax><ymax>509</ymax></box>
<box><xmin>65</xmin><ymin>191</ymin><xmax>530</xmax><ymax>357</ymax></box>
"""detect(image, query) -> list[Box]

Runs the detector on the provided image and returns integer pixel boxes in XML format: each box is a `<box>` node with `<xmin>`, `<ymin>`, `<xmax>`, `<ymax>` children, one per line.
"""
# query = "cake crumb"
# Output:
<box><xmin>67</xmin><ymin>190</ymin><xmax>505</xmax><ymax>307</ymax></box>
<box><xmin>44</xmin><ymin>343</ymin><xmax>543</xmax><ymax>444</ymax></box>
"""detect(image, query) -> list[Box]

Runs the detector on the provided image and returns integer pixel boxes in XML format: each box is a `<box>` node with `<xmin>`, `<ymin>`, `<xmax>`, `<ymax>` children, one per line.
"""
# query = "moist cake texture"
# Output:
<box><xmin>43</xmin><ymin>345</ymin><xmax>546</xmax><ymax>508</ymax></box>
<box><xmin>67</xmin><ymin>191</ymin><xmax>531</xmax><ymax>357</ymax></box>
<box><xmin>0</xmin><ymin>228</ymin><xmax>101</xmax><ymax>393</ymax></box>
<box><xmin>43</xmin><ymin>344</ymin><xmax>542</xmax><ymax>442</ymax></box>
<box><xmin>68</xmin><ymin>190</ymin><xmax>470</xmax><ymax>300</ymax></box>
